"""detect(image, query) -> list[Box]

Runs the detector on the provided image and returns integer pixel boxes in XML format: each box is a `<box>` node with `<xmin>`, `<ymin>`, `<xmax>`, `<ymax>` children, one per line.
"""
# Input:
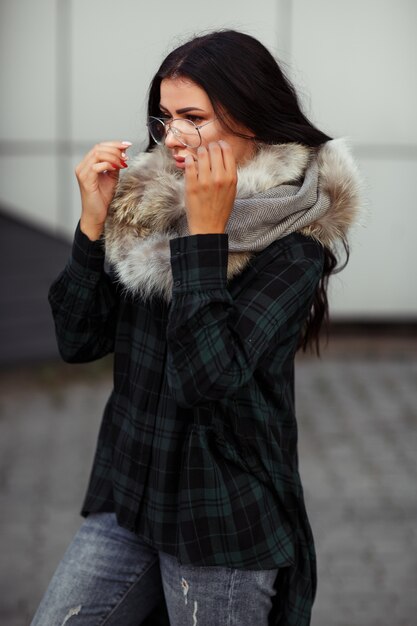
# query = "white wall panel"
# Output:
<box><xmin>0</xmin><ymin>0</ymin><xmax>56</xmax><ymax>142</ymax></box>
<box><xmin>0</xmin><ymin>155</ymin><xmax>58</xmax><ymax>232</ymax></box>
<box><xmin>289</xmin><ymin>0</ymin><xmax>417</xmax><ymax>144</ymax></box>
<box><xmin>330</xmin><ymin>156</ymin><xmax>417</xmax><ymax>317</ymax></box>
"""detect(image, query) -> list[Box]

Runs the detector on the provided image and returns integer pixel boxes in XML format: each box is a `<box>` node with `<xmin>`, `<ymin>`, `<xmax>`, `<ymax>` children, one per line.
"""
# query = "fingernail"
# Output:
<box><xmin>120</xmin><ymin>160</ymin><xmax>128</xmax><ymax>168</ymax></box>
<box><xmin>121</xmin><ymin>141</ymin><xmax>132</xmax><ymax>146</ymax></box>
<box><xmin>111</xmin><ymin>163</ymin><xmax>120</xmax><ymax>169</ymax></box>
<box><xmin>121</xmin><ymin>152</ymin><xmax>129</xmax><ymax>159</ymax></box>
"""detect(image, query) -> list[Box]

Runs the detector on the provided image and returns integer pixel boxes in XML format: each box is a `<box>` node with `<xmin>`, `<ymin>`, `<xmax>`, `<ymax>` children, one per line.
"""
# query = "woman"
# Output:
<box><xmin>32</xmin><ymin>30</ymin><xmax>360</xmax><ymax>626</ymax></box>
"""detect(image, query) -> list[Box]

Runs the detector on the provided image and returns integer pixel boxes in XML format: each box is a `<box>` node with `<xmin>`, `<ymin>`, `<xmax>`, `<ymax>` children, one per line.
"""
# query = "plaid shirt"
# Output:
<box><xmin>49</xmin><ymin>223</ymin><xmax>324</xmax><ymax>625</ymax></box>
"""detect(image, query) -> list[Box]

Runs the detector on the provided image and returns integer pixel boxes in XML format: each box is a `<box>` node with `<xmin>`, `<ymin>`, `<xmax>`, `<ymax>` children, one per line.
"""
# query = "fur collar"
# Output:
<box><xmin>104</xmin><ymin>139</ymin><xmax>361</xmax><ymax>299</ymax></box>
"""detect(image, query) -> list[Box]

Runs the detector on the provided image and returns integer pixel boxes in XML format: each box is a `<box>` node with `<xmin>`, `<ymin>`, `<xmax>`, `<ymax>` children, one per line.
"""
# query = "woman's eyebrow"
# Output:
<box><xmin>159</xmin><ymin>105</ymin><xmax>205</xmax><ymax>114</ymax></box>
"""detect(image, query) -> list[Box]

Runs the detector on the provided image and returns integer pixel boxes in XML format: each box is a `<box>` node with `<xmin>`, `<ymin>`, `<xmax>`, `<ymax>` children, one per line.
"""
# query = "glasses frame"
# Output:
<box><xmin>147</xmin><ymin>116</ymin><xmax>216</xmax><ymax>148</ymax></box>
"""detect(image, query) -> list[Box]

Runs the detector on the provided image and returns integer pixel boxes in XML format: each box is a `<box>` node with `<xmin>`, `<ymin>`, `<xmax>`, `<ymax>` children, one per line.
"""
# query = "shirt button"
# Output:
<box><xmin>174</xmin><ymin>280</ymin><xmax>181</xmax><ymax>286</ymax></box>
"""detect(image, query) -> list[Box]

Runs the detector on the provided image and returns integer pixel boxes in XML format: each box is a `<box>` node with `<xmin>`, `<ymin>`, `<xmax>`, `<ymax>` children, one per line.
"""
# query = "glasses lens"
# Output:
<box><xmin>147</xmin><ymin>117</ymin><xmax>166</xmax><ymax>144</ymax></box>
<box><xmin>170</xmin><ymin>119</ymin><xmax>201</xmax><ymax>148</ymax></box>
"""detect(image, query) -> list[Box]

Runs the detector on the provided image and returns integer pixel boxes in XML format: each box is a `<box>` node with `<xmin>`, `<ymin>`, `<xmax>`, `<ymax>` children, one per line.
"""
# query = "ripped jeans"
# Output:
<box><xmin>30</xmin><ymin>512</ymin><xmax>279</xmax><ymax>626</ymax></box>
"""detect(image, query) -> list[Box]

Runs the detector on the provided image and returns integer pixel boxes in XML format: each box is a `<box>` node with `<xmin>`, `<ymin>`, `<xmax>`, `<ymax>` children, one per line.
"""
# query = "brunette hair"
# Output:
<box><xmin>146</xmin><ymin>29</ymin><xmax>347</xmax><ymax>353</ymax></box>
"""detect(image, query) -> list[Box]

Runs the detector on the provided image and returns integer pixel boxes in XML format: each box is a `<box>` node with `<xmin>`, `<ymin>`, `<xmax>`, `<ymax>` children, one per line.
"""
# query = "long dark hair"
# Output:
<box><xmin>146</xmin><ymin>29</ymin><xmax>347</xmax><ymax>353</ymax></box>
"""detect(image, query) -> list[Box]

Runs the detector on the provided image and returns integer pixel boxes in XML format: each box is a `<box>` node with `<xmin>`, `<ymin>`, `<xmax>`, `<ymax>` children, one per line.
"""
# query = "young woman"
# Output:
<box><xmin>32</xmin><ymin>30</ymin><xmax>360</xmax><ymax>626</ymax></box>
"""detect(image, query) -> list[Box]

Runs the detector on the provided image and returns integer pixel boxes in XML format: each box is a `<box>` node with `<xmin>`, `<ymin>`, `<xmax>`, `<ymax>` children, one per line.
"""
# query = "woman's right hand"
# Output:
<box><xmin>75</xmin><ymin>140</ymin><xmax>132</xmax><ymax>241</ymax></box>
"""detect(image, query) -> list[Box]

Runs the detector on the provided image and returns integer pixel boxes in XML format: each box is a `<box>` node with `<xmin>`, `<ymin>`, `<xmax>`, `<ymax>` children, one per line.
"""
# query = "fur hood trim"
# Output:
<box><xmin>300</xmin><ymin>138</ymin><xmax>362</xmax><ymax>246</ymax></box>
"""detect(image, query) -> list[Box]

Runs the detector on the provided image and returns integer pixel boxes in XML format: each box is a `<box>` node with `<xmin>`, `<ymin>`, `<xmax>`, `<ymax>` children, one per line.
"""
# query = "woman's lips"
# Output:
<box><xmin>174</xmin><ymin>155</ymin><xmax>186</xmax><ymax>168</ymax></box>
<box><xmin>174</xmin><ymin>154</ymin><xmax>198</xmax><ymax>168</ymax></box>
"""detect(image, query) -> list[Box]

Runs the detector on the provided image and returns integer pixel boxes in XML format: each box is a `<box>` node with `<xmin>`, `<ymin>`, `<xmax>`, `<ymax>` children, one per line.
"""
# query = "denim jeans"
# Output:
<box><xmin>30</xmin><ymin>512</ymin><xmax>279</xmax><ymax>626</ymax></box>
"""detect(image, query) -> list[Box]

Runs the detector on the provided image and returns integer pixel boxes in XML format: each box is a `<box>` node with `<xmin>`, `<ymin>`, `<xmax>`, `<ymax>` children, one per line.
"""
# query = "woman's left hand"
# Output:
<box><xmin>184</xmin><ymin>141</ymin><xmax>237</xmax><ymax>235</ymax></box>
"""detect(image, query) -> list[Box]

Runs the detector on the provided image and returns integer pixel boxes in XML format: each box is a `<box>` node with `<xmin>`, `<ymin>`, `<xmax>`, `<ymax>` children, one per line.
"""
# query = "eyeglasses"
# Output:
<box><xmin>147</xmin><ymin>116</ymin><xmax>215</xmax><ymax>148</ymax></box>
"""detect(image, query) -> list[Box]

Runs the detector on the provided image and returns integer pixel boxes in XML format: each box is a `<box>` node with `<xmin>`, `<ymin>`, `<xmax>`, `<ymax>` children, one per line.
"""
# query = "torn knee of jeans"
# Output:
<box><xmin>61</xmin><ymin>604</ymin><xmax>82</xmax><ymax>625</ymax></box>
<box><xmin>180</xmin><ymin>579</ymin><xmax>198</xmax><ymax>624</ymax></box>
<box><xmin>181</xmin><ymin>577</ymin><xmax>189</xmax><ymax>605</ymax></box>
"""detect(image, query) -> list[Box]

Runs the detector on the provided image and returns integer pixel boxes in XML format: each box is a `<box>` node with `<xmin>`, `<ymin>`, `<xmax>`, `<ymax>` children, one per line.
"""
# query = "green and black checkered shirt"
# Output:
<box><xmin>49</xmin><ymin>223</ymin><xmax>324</xmax><ymax>625</ymax></box>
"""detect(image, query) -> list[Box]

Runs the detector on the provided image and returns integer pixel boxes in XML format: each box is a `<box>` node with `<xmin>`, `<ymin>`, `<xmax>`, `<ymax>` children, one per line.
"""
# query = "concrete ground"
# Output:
<box><xmin>0</xmin><ymin>335</ymin><xmax>416</xmax><ymax>626</ymax></box>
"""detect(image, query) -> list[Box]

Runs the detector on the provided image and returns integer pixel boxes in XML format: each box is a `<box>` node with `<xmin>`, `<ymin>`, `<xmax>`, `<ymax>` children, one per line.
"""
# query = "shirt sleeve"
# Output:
<box><xmin>48</xmin><ymin>222</ymin><xmax>119</xmax><ymax>363</ymax></box>
<box><xmin>166</xmin><ymin>233</ymin><xmax>323</xmax><ymax>407</ymax></box>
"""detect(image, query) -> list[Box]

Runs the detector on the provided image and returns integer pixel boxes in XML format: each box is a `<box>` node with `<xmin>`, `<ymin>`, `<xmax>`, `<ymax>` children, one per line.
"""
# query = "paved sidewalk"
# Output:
<box><xmin>0</xmin><ymin>347</ymin><xmax>416</xmax><ymax>626</ymax></box>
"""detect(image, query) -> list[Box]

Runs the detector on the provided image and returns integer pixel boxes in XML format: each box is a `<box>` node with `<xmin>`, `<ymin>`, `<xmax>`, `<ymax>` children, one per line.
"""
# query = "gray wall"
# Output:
<box><xmin>1</xmin><ymin>0</ymin><xmax>416</xmax><ymax>318</ymax></box>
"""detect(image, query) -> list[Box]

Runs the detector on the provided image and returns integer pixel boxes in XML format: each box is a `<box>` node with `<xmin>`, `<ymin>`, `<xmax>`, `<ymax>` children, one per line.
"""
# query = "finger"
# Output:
<box><xmin>91</xmin><ymin>162</ymin><xmax>119</xmax><ymax>174</ymax></box>
<box><xmin>81</xmin><ymin>146</ymin><xmax>129</xmax><ymax>173</ymax></box>
<box><xmin>207</xmin><ymin>142</ymin><xmax>225</xmax><ymax>180</ymax></box>
<box><xmin>77</xmin><ymin>155</ymin><xmax>124</xmax><ymax>184</ymax></box>
<box><xmin>98</xmin><ymin>140</ymin><xmax>133</xmax><ymax>150</ymax></box>
<box><xmin>184</xmin><ymin>154</ymin><xmax>198</xmax><ymax>186</ymax></box>
<box><xmin>218</xmin><ymin>140</ymin><xmax>236</xmax><ymax>176</ymax></box>
<box><xmin>87</xmin><ymin>147</ymin><xmax>129</xmax><ymax>166</ymax></box>
<box><xmin>99</xmin><ymin>141</ymin><xmax>133</xmax><ymax>158</ymax></box>
<box><xmin>195</xmin><ymin>146</ymin><xmax>211</xmax><ymax>183</ymax></box>
<box><xmin>100</xmin><ymin>150</ymin><xmax>129</xmax><ymax>166</ymax></box>
<box><xmin>79</xmin><ymin>151</ymin><xmax>127</xmax><ymax>182</ymax></box>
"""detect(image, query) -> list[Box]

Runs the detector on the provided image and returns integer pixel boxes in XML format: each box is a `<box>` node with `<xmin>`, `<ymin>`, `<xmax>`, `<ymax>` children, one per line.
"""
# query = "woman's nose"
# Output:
<box><xmin>164</xmin><ymin>127</ymin><xmax>183</xmax><ymax>149</ymax></box>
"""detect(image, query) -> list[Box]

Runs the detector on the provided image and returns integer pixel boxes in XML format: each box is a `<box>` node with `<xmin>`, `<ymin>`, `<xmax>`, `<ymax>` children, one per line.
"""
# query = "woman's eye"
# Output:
<box><xmin>186</xmin><ymin>115</ymin><xmax>203</xmax><ymax>123</ymax></box>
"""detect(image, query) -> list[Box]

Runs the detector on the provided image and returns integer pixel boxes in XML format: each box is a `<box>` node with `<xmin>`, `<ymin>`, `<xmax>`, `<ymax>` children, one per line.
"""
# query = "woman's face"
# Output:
<box><xmin>159</xmin><ymin>77</ymin><xmax>255</xmax><ymax>169</ymax></box>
